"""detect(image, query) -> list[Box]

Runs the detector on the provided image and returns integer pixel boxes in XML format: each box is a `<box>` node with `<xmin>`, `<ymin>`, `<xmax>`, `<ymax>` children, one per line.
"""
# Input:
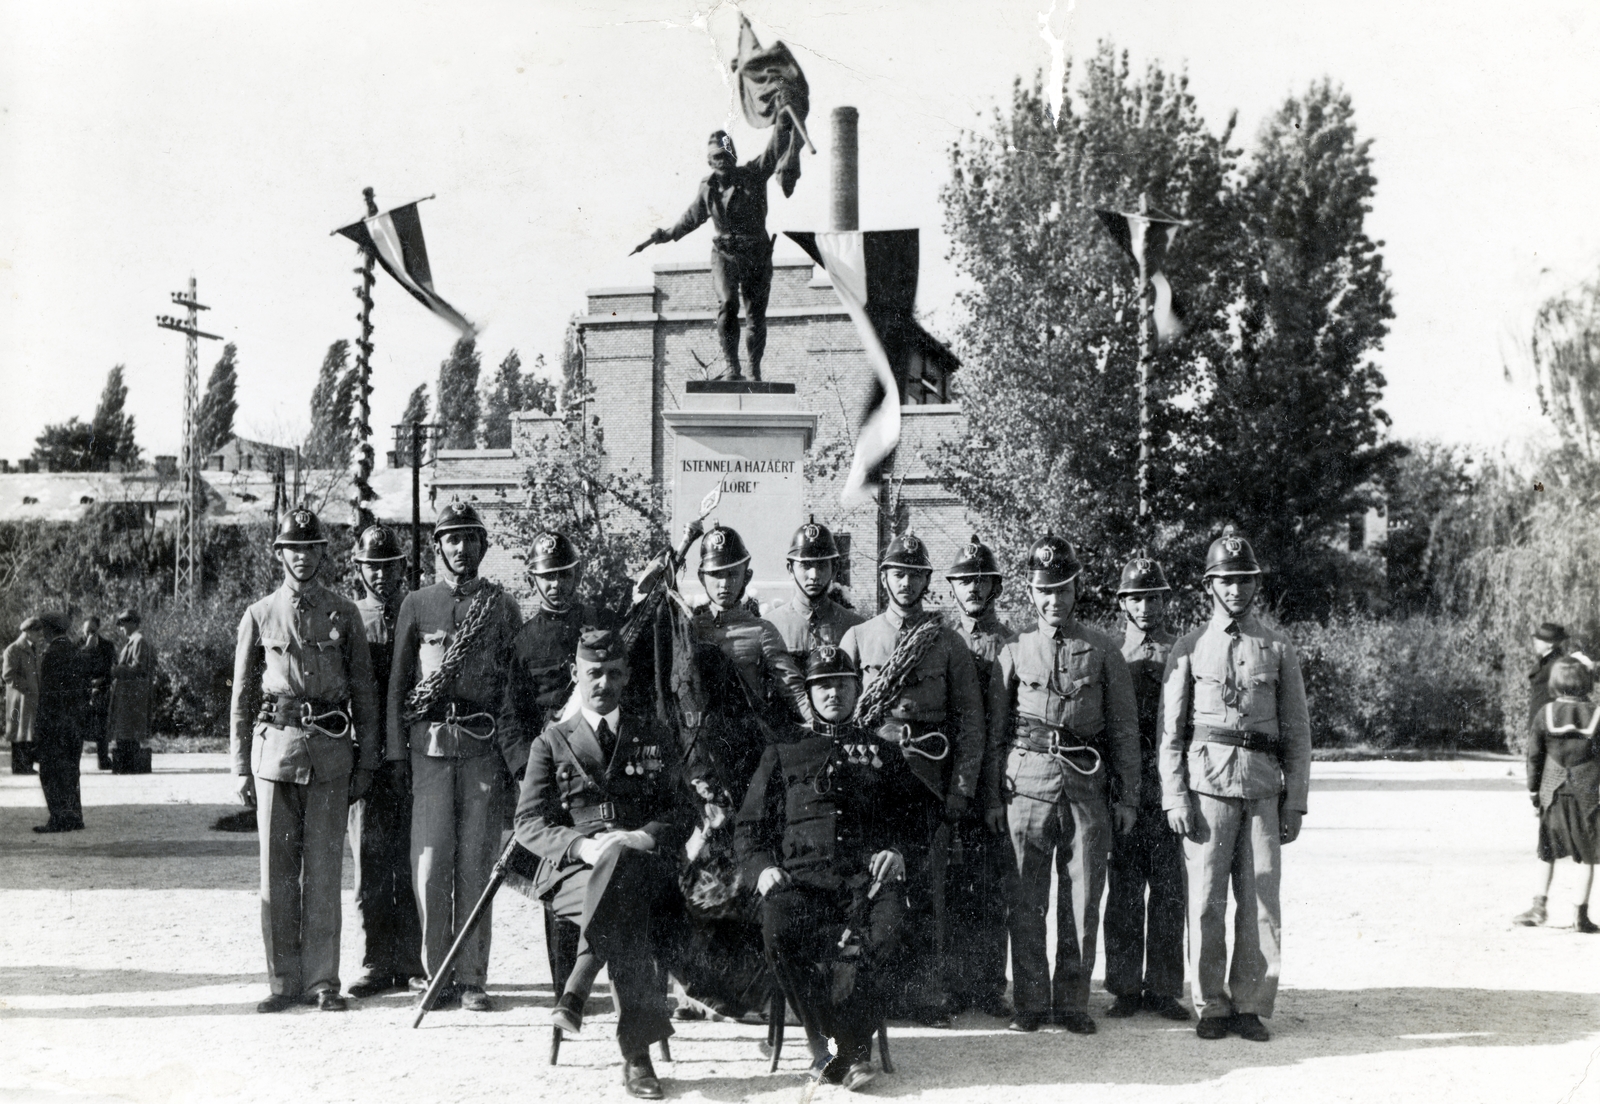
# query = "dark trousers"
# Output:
<box><xmin>348</xmin><ymin>759</ymin><xmax>424</xmax><ymax>979</ymax></box>
<box><xmin>86</xmin><ymin>703</ymin><xmax>110</xmax><ymax>768</ymax></box>
<box><xmin>710</xmin><ymin>240</ymin><xmax>773</xmax><ymax>379</ymax></box>
<box><xmin>763</xmin><ymin>881</ymin><xmax>904</xmax><ymax>1061</ymax></box>
<box><xmin>943</xmin><ymin>813</ymin><xmax>1012</xmax><ymax>1008</ymax></box>
<box><xmin>37</xmin><ymin>740</ymin><xmax>82</xmax><ymax>827</ymax></box>
<box><xmin>1104</xmin><ymin>796</ymin><xmax>1186</xmax><ymax>999</ymax></box>
<box><xmin>548</xmin><ymin>845</ymin><xmax>679</xmax><ymax>1058</ymax></box>
<box><xmin>11</xmin><ymin>740</ymin><xmax>34</xmax><ymax>773</ymax></box>
<box><xmin>890</xmin><ymin>811</ymin><xmax>947</xmax><ymax>1014</ymax></box>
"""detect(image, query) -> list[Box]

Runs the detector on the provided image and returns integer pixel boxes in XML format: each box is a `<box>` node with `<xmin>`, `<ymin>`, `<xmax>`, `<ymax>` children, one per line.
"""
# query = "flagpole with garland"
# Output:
<box><xmin>351</xmin><ymin>186</ymin><xmax>379</xmax><ymax>533</ymax></box>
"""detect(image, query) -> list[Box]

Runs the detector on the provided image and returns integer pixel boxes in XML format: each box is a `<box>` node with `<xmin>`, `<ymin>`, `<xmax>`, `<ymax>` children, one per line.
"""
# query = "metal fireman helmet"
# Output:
<box><xmin>698</xmin><ymin>524</ymin><xmax>752</xmax><ymax>573</ymax></box>
<box><xmin>352</xmin><ymin>524</ymin><xmax>406</xmax><ymax>564</ymax></box>
<box><xmin>1027</xmin><ymin>533</ymin><xmax>1082</xmax><ymax>589</ymax></box>
<box><xmin>1203</xmin><ymin>525</ymin><xmax>1262</xmax><ymax>578</ymax></box>
<box><xmin>946</xmin><ymin>534</ymin><xmax>1002</xmax><ymax>579</ymax></box>
<box><xmin>1116</xmin><ymin>555</ymin><xmax>1171</xmax><ymax>596</ymax></box>
<box><xmin>880</xmin><ymin>531</ymin><xmax>933</xmax><ymax>573</ymax></box>
<box><xmin>787</xmin><ymin>516</ymin><xmax>841</xmax><ymax>562</ymax></box>
<box><xmin>274</xmin><ymin>508</ymin><xmax>329</xmax><ymax>548</ymax></box>
<box><xmin>432</xmin><ymin>500</ymin><xmax>488</xmax><ymax>540</ymax></box>
<box><xmin>529</xmin><ymin>531</ymin><xmax>580</xmax><ymax>575</ymax></box>
<box><xmin>805</xmin><ymin>644</ymin><xmax>861</xmax><ymax>685</ymax></box>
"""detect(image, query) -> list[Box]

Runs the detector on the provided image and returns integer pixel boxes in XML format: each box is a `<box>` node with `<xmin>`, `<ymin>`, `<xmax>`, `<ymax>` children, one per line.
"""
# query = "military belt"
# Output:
<box><xmin>875</xmin><ymin>720</ymin><xmax>949</xmax><ymax>762</ymax></box>
<box><xmin>568</xmin><ymin>802</ymin><xmax>623</xmax><ymax>831</ymax></box>
<box><xmin>422</xmin><ymin>697</ymin><xmax>497</xmax><ymax>741</ymax></box>
<box><xmin>260</xmin><ymin>695</ymin><xmax>351</xmax><ymax>737</ymax></box>
<box><xmin>1192</xmin><ymin>725</ymin><xmax>1279</xmax><ymax>753</ymax></box>
<box><xmin>1011</xmin><ymin>719</ymin><xmax>1103</xmax><ymax>776</ymax></box>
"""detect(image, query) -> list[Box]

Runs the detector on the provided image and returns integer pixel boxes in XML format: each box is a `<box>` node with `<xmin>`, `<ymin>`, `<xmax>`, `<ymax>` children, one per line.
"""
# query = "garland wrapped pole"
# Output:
<box><xmin>351</xmin><ymin>186</ymin><xmax>379</xmax><ymax>532</ymax></box>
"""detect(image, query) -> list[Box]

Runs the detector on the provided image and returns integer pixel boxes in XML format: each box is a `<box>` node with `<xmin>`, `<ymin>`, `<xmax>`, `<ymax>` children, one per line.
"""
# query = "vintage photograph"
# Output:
<box><xmin>1</xmin><ymin>2</ymin><xmax>1596</xmax><ymax>1101</ymax></box>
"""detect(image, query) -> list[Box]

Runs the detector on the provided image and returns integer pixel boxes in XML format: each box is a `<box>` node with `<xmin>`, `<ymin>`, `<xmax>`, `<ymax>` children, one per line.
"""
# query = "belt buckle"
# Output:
<box><xmin>597</xmin><ymin>801</ymin><xmax>617</xmax><ymax>824</ymax></box>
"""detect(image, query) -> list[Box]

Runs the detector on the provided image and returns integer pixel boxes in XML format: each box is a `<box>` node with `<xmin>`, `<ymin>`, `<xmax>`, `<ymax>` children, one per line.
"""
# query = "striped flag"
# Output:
<box><xmin>732</xmin><ymin>14</ymin><xmax>810</xmax><ymax>198</ymax></box>
<box><xmin>1095</xmin><ymin>207</ymin><xmax>1187</xmax><ymax>343</ymax></box>
<box><xmin>335</xmin><ymin>202</ymin><xmax>475</xmax><ymax>335</ymax></box>
<box><xmin>786</xmin><ymin>230</ymin><xmax>920</xmax><ymax>507</ymax></box>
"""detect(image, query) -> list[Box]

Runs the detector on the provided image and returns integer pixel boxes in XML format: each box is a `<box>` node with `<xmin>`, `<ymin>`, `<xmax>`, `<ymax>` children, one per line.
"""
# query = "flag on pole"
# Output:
<box><xmin>786</xmin><ymin>229</ymin><xmax>925</xmax><ymax>508</ymax></box>
<box><xmin>732</xmin><ymin>14</ymin><xmax>811</xmax><ymax>197</ymax></box>
<box><xmin>335</xmin><ymin>201</ymin><xmax>476</xmax><ymax>336</ymax></box>
<box><xmin>1094</xmin><ymin>208</ymin><xmax>1187</xmax><ymax>343</ymax></box>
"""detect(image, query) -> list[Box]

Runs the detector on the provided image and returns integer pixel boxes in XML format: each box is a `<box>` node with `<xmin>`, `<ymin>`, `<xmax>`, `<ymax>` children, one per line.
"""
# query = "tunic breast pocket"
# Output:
<box><xmin>418</xmin><ymin>630</ymin><xmax>450</xmax><ymax>679</ymax></box>
<box><xmin>1193</xmin><ymin>674</ymin><xmax>1228</xmax><ymax>718</ymax></box>
<box><xmin>1239</xmin><ymin>663</ymin><xmax>1280</xmax><ymax>724</ymax></box>
<box><xmin>260</xmin><ymin>636</ymin><xmax>299</xmax><ymax>694</ymax></box>
<box><xmin>303</xmin><ymin>637</ymin><xmax>343</xmax><ymax>698</ymax></box>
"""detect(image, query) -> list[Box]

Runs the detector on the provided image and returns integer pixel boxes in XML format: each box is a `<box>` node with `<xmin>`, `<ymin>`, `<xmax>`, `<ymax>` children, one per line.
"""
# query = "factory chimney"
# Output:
<box><xmin>830</xmin><ymin>107</ymin><xmax>859</xmax><ymax>231</ymax></box>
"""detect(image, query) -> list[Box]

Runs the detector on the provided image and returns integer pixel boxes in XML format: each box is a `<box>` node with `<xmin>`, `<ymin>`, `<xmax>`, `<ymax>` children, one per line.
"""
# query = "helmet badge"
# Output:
<box><xmin>1037</xmin><ymin>545</ymin><xmax>1055</xmax><ymax>567</ymax></box>
<box><xmin>292</xmin><ymin>509</ymin><xmax>313</xmax><ymax>529</ymax></box>
<box><xmin>536</xmin><ymin>534</ymin><xmax>558</xmax><ymax>556</ymax></box>
<box><xmin>903</xmin><ymin>534</ymin><xmax>921</xmax><ymax>554</ymax></box>
<box><xmin>1223</xmin><ymin>537</ymin><xmax>1243</xmax><ymax>555</ymax></box>
<box><xmin>802</xmin><ymin>523</ymin><xmax>821</xmax><ymax>542</ymax></box>
<box><xmin>817</xmin><ymin>644</ymin><xmax>839</xmax><ymax>663</ymax></box>
<box><xmin>707</xmin><ymin>529</ymin><xmax>726</xmax><ymax>552</ymax></box>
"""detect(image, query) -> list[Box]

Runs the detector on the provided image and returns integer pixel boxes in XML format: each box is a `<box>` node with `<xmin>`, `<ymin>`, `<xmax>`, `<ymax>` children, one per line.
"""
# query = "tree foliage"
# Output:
<box><xmin>436</xmin><ymin>336</ymin><xmax>482</xmax><ymax>450</ymax></box>
<box><xmin>196</xmin><ymin>343</ymin><xmax>239</xmax><ymax>455</ymax></box>
<box><xmin>304</xmin><ymin>341</ymin><xmax>355</xmax><ymax>469</ymax></box>
<box><xmin>1529</xmin><ymin>271</ymin><xmax>1600</xmax><ymax>484</ymax></box>
<box><xmin>33</xmin><ymin>366</ymin><xmax>141</xmax><ymax>471</ymax></box>
<box><xmin>935</xmin><ymin>49</ymin><xmax>1399</xmax><ymax>620</ymax></box>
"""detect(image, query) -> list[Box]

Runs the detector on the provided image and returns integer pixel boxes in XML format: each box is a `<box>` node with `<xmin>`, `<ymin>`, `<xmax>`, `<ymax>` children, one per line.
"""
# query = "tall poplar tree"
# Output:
<box><xmin>436</xmin><ymin>336</ymin><xmax>481</xmax><ymax>450</ymax></box>
<box><xmin>305</xmin><ymin>340</ymin><xmax>356</xmax><ymax>468</ymax></box>
<box><xmin>196</xmin><ymin>343</ymin><xmax>239</xmax><ymax>455</ymax></box>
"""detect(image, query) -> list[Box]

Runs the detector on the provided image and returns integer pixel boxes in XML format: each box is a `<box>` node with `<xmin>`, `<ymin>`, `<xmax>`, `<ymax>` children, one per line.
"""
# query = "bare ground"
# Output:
<box><xmin>1</xmin><ymin>754</ymin><xmax>1596</xmax><ymax>1104</ymax></box>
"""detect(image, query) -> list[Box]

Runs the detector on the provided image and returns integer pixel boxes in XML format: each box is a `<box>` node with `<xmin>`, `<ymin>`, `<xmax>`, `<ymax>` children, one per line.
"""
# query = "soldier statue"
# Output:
<box><xmin>765</xmin><ymin>517</ymin><xmax>864</xmax><ymax>669</ymax></box>
<box><xmin>387</xmin><ymin>501</ymin><xmax>525</xmax><ymax>1013</ymax></box>
<box><xmin>633</xmin><ymin>116</ymin><xmax>794</xmax><ymax>380</ymax></box>
<box><xmin>345</xmin><ymin>524</ymin><xmax>425</xmax><ymax>998</ymax></box>
<box><xmin>229</xmin><ymin>508</ymin><xmax>380</xmax><ymax>1012</ymax></box>
<box><xmin>1159</xmin><ymin>528</ymin><xmax>1312</xmax><ymax>1042</ymax></box>
<box><xmin>991</xmin><ymin>534</ymin><xmax>1140</xmax><ymax>1034</ymax></box>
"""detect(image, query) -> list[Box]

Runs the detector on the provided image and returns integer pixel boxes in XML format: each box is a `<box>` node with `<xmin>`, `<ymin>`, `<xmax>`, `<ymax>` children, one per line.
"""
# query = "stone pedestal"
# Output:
<box><xmin>663</xmin><ymin>381</ymin><xmax>817</xmax><ymax>605</ymax></box>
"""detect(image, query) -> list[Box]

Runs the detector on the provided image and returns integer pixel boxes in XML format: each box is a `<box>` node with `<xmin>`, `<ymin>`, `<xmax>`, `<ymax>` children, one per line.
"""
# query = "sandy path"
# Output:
<box><xmin>0</xmin><ymin>755</ymin><xmax>1595</xmax><ymax>1104</ymax></box>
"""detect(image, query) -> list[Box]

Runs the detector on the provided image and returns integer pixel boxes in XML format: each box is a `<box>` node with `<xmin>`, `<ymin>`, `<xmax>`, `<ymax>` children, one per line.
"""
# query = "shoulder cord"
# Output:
<box><xmin>855</xmin><ymin>614</ymin><xmax>945</xmax><ymax>731</ymax></box>
<box><xmin>403</xmin><ymin>585</ymin><xmax>504</xmax><ymax>724</ymax></box>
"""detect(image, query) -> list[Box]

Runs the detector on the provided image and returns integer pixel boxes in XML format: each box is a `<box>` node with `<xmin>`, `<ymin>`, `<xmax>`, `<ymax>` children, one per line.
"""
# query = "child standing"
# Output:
<box><xmin>1514</xmin><ymin>656</ymin><xmax>1600</xmax><ymax>932</ymax></box>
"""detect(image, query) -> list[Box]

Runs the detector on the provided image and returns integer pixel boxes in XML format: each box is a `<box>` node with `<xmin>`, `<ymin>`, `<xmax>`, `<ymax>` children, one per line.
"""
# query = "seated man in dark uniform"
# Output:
<box><xmin>736</xmin><ymin>646</ymin><xmax>922</xmax><ymax>1092</ymax></box>
<box><xmin>514</xmin><ymin>629</ymin><xmax>692</xmax><ymax>1101</ymax></box>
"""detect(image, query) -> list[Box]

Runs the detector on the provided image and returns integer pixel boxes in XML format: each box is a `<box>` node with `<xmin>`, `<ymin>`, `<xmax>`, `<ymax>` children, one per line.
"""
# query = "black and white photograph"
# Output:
<box><xmin>1</xmin><ymin>2</ymin><xmax>1597</xmax><ymax>1101</ymax></box>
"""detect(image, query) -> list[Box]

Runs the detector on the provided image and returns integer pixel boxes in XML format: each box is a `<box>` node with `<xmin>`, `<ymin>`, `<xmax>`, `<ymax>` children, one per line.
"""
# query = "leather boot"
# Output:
<box><xmin>1513</xmin><ymin>896</ymin><xmax>1548</xmax><ymax>926</ymax></box>
<box><xmin>1577</xmin><ymin>904</ymin><xmax>1599</xmax><ymax>934</ymax></box>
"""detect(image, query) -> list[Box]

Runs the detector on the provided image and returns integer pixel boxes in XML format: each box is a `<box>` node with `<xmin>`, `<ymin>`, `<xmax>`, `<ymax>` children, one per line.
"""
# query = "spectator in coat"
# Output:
<box><xmin>78</xmin><ymin>616</ymin><xmax>118</xmax><ymax>770</ymax></box>
<box><xmin>4</xmin><ymin>620</ymin><xmax>40</xmax><ymax>775</ymax></box>
<box><xmin>108</xmin><ymin>609</ymin><xmax>156</xmax><ymax>754</ymax></box>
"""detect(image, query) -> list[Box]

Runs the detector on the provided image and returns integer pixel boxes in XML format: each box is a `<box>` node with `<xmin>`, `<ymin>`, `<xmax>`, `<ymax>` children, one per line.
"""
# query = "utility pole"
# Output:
<box><xmin>156</xmin><ymin>276</ymin><xmax>222</xmax><ymax>607</ymax></box>
<box><xmin>351</xmin><ymin>186</ymin><xmax>379</xmax><ymax>531</ymax></box>
<box><xmin>393</xmin><ymin>421</ymin><xmax>442</xmax><ymax>590</ymax></box>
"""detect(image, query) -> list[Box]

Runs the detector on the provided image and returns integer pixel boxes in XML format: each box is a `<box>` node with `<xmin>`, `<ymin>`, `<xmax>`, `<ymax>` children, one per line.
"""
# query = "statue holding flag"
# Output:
<box><xmin>632</xmin><ymin>16</ymin><xmax>811</xmax><ymax>381</ymax></box>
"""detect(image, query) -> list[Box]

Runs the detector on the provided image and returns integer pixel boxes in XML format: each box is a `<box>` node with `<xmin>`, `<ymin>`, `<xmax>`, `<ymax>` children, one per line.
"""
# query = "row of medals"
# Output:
<box><xmin>625</xmin><ymin>745</ymin><xmax>665</xmax><ymax>777</ymax></box>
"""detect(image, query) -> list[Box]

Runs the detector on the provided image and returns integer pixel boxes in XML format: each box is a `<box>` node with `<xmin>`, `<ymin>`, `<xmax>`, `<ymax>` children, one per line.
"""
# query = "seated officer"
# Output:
<box><xmin>737</xmin><ymin>647</ymin><xmax>921</xmax><ymax>1092</ymax></box>
<box><xmin>765</xmin><ymin>517</ymin><xmax>864</xmax><ymax>667</ymax></box>
<box><xmin>515</xmin><ymin>629</ymin><xmax>691</xmax><ymax>1100</ymax></box>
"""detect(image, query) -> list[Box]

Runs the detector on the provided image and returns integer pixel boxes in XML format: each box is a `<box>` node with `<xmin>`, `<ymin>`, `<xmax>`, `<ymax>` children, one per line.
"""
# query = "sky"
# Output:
<box><xmin>3</xmin><ymin>0</ymin><xmax>1599</xmax><ymax>462</ymax></box>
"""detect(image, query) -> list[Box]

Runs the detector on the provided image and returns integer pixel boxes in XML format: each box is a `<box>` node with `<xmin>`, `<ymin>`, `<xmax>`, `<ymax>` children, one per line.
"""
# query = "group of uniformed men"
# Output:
<box><xmin>229</xmin><ymin>502</ymin><xmax>1310</xmax><ymax>1098</ymax></box>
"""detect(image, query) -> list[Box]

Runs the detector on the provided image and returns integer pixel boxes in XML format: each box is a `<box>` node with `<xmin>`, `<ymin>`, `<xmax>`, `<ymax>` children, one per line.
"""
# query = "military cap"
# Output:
<box><xmin>1027</xmin><ymin>533</ymin><xmax>1082</xmax><ymax>589</ymax></box>
<box><xmin>787</xmin><ymin>516</ymin><xmax>841</xmax><ymax>562</ymax></box>
<box><xmin>114</xmin><ymin>607</ymin><xmax>142</xmax><ymax>626</ymax></box>
<box><xmin>805</xmin><ymin>643</ymin><xmax>861</xmax><ymax>684</ymax></box>
<box><xmin>880</xmin><ymin>531</ymin><xmax>933</xmax><ymax>573</ymax></box>
<box><xmin>19</xmin><ymin>616</ymin><xmax>43</xmax><ymax>632</ymax></box>
<box><xmin>530</xmin><ymin>531</ymin><xmax>581</xmax><ymax>575</ymax></box>
<box><xmin>433</xmin><ymin>500</ymin><xmax>488</xmax><ymax>538</ymax></box>
<box><xmin>1534</xmin><ymin>622</ymin><xmax>1568</xmax><ymax>644</ymax></box>
<box><xmin>1116</xmin><ymin>555</ymin><xmax>1171</xmax><ymax>596</ymax></box>
<box><xmin>274</xmin><ymin>508</ymin><xmax>328</xmax><ymax>548</ymax></box>
<box><xmin>36</xmin><ymin>611</ymin><xmax>70</xmax><ymax>635</ymax></box>
<box><xmin>946</xmin><ymin>534</ymin><xmax>1001</xmax><ymax>579</ymax></box>
<box><xmin>575</xmin><ymin>628</ymin><xmax>627</xmax><ymax>663</ymax></box>
<box><xmin>707</xmin><ymin>129</ymin><xmax>736</xmax><ymax>160</ymax></box>
<box><xmin>699</xmin><ymin>524</ymin><xmax>751</xmax><ymax>573</ymax></box>
<box><xmin>1203</xmin><ymin>526</ymin><xmax>1262</xmax><ymax>578</ymax></box>
<box><xmin>352</xmin><ymin>524</ymin><xmax>406</xmax><ymax>563</ymax></box>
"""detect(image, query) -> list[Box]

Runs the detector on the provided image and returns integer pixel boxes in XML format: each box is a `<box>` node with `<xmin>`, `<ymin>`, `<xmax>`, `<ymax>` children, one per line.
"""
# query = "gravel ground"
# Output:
<box><xmin>1</xmin><ymin>753</ymin><xmax>1595</xmax><ymax>1104</ymax></box>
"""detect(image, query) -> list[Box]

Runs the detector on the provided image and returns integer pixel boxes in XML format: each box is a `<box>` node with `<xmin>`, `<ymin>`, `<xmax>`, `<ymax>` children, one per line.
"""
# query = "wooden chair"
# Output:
<box><xmin>764</xmin><ymin>989</ymin><xmax>892</xmax><ymax>1075</ymax></box>
<box><xmin>545</xmin><ymin>906</ymin><xmax>672</xmax><ymax>1066</ymax></box>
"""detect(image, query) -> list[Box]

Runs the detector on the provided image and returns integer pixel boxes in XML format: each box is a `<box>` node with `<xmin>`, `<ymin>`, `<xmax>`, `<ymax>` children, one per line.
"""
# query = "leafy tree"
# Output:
<box><xmin>482</xmin><ymin>349</ymin><xmax>524</xmax><ymax>448</ymax></box>
<box><xmin>305</xmin><ymin>341</ymin><xmax>355</xmax><ymax>468</ymax></box>
<box><xmin>31</xmin><ymin>418</ymin><xmax>97</xmax><ymax>472</ymax></box>
<box><xmin>1378</xmin><ymin>441</ymin><xmax>1477</xmax><ymax>616</ymax></box>
<box><xmin>393</xmin><ymin>383</ymin><xmax>430</xmax><ymax>465</ymax></box>
<box><xmin>1177</xmin><ymin>80</ymin><xmax>1400</xmax><ymax>619</ymax></box>
<box><xmin>90</xmin><ymin>365</ymin><xmax>141</xmax><ymax>469</ymax></box>
<box><xmin>523</xmin><ymin>354</ymin><xmax>558</xmax><ymax>418</ymax></box>
<box><xmin>436</xmin><ymin>336</ymin><xmax>481</xmax><ymax>450</ymax></box>
<box><xmin>1528</xmin><ymin>271</ymin><xmax>1600</xmax><ymax>486</ymax></box>
<box><xmin>196</xmin><ymin>343</ymin><xmax>239</xmax><ymax>455</ymax></box>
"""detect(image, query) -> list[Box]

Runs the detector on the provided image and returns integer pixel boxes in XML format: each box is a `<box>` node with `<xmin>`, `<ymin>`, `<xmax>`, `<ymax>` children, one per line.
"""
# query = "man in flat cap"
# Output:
<box><xmin>32</xmin><ymin>613</ymin><xmax>86</xmax><ymax>833</ymax></box>
<box><xmin>632</xmin><ymin>116</ymin><xmax>794</xmax><ymax>380</ymax></box>
<box><xmin>107</xmin><ymin>609</ymin><xmax>156</xmax><ymax>770</ymax></box>
<box><xmin>515</xmin><ymin>627</ymin><xmax>690</xmax><ymax>1099</ymax></box>
<box><xmin>1528</xmin><ymin>622</ymin><xmax>1568</xmax><ymax>729</ymax></box>
<box><xmin>230</xmin><ymin>509</ymin><xmax>380</xmax><ymax>1011</ymax></box>
<box><xmin>388</xmin><ymin>501</ymin><xmax>524</xmax><ymax>1012</ymax></box>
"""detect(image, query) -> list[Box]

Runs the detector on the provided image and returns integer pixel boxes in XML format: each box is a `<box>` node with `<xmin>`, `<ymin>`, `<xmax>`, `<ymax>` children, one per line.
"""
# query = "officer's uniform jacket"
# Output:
<box><xmin>955</xmin><ymin>609</ymin><xmax>1017</xmax><ymax>811</ymax></box>
<box><xmin>1157</xmin><ymin>610</ymin><xmax>1312</xmax><ymax>814</ymax></box>
<box><xmin>514</xmin><ymin>707</ymin><xmax>692</xmax><ymax>899</ymax></box>
<box><xmin>1122</xmin><ymin>623</ymin><xmax>1176</xmax><ymax>811</ymax></box>
<box><xmin>229</xmin><ymin>580</ymin><xmax>380</xmax><ymax>783</ymax></box>
<box><xmin>736</xmin><ymin>720</ymin><xmax>931</xmax><ymax>893</ymax></box>
<box><xmin>840</xmin><ymin>605</ymin><xmax>986</xmax><ymax>801</ymax></box>
<box><xmin>505</xmin><ymin>604</ymin><xmax>589</xmax><ymax>742</ymax></box>
<box><xmin>3</xmin><ymin>633</ymin><xmax>38</xmax><ymax>745</ymax></box>
<box><xmin>691</xmin><ymin>603</ymin><xmax>810</xmax><ymax>724</ymax></box>
<box><xmin>107</xmin><ymin>630</ymin><xmax>157</xmax><ymax>746</ymax></box>
<box><xmin>765</xmin><ymin>588</ymin><xmax>866</xmax><ymax>664</ymax></box>
<box><xmin>356</xmin><ymin>591</ymin><xmax>403</xmax><ymax>739</ymax></box>
<box><xmin>989</xmin><ymin>619</ymin><xmax>1141</xmax><ymax>807</ymax></box>
<box><xmin>386</xmin><ymin>578</ymin><xmax>525</xmax><ymax>774</ymax></box>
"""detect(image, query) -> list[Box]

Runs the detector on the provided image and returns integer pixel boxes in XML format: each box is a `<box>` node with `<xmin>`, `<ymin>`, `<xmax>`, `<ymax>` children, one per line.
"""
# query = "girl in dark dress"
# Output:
<box><xmin>1514</xmin><ymin>656</ymin><xmax>1599</xmax><ymax>932</ymax></box>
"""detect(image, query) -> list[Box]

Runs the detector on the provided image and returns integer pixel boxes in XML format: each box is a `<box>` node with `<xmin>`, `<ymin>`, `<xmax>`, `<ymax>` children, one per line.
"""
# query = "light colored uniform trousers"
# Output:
<box><xmin>255</xmin><ymin>775</ymin><xmax>347</xmax><ymax>997</ymax></box>
<box><xmin>1183</xmin><ymin>791</ymin><xmax>1282</xmax><ymax>1020</ymax></box>
<box><xmin>411</xmin><ymin>748</ymin><xmax>505</xmax><ymax>987</ymax></box>
<box><xmin>1004</xmin><ymin>748</ymin><xmax>1111</xmax><ymax>1015</ymax></box>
